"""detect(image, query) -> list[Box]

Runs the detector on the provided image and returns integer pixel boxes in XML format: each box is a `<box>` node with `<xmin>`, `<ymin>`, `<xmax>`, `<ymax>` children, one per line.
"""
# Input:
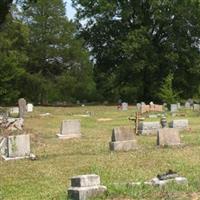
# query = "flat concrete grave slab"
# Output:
<box><xmin>1</xmin><ymin>134</ymin><xmax>31</xmax><ymax>160</ymax></box>
<box><xmin>68</xmin><ymin>174</ymin><xmax>107</xmax><ymax>200</ymax></box>
<box><xmin>157</xmin><ymin>128</ymin><xmax>181</xmax><ymax>146</ymax></box>
<box><xmin>138</xmin><ymin>122</ymin><xmax>161</xmax><ymax>135</ymax></box>
<box><xmin>109</xmin><ymin>126</ymin><xmax>137</xmax><ymax>151</ymax></box>
<box><xmin>57</xmin><ymin>120</ymin><xmax>81</xmax><ymax>139</ymax></box>
<box><xmin>169</xmin><ymin>119</ymin><xmax>188</xmax><ymax>129</ymax></box>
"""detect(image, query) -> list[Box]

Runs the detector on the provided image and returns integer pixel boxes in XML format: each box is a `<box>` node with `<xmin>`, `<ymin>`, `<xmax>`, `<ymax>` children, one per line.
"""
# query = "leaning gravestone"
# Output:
<box><xmin>121</xmin><ymin>102</ymin><xmax>128</xmax><ymax>111</ymax></box>
<box><xmin>138</xmin><ymin>122</ymin><xmax>161</xmax><ymax>135</ymax></box>
<box><xmin>169</xmin><ymin>119</ymin><xmax>188</xmax><ymax>129</ymax></box>
<box><xmin>109</xmin><ymin>126</ymin><xmax>137</xmax><ymax>151</ymax></box>
<box><xmin>157</xmin><ymin>128</ymin><xmax>181</xmax><ymax>146</ymax></box>
<box><xmin>18</xmin><ymin>98</ymin><xmax>27</xmax><ymax>118</ymax></box>
<box><xmin>68</xmin><ymin>174</ymin><xmax>107</xmax><ymax>200</ymax></box>
<box><xmin>0</xmin><ymin>134</ymin><xmax>31</xmax><ymax>160</ymax></box>
<box><xmin>170</xmin><ymin>104</ymin><xmax>178</xmax><ymax>112</ymax></box>
<box><xmin>57</xmin><ymin>120</ymin><xmax>81</xmax><ymax>139</ymax></box>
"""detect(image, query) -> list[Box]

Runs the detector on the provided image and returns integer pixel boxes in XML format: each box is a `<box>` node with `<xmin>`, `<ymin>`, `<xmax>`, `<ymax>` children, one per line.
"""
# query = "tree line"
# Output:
<box><xmin>0</xmin><ymin>0</ymin><xmax>200</xmax><ymax>105</ymax></box>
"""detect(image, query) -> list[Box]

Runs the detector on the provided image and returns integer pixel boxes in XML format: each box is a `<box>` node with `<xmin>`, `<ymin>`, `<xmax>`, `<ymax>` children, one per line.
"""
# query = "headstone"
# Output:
<box><xmin>138</xmin><ymin>122</ymin><xmax>161</xmax><ymax>135</ymax></box>
<box><xmin>68</xmin><ymin>174</ymin><xmax>107</xmax><ymax>200</ymax></box>
<box><xmin>136</xmin><ymin>103</ymin><xmax>141</xmax><ymax>111</ymax></box>
<box><xmin>1</xmin><ymin>134</ymin><xmax>31</xmax><ymax>160</ymax></box>
<box><xmin>169</xmin><ymin>119</ymin><xmax>188</xmax><ymax>129</ymax></box>
<box><xmin>185</xmin><ymin>102</ymin><xmax>191</xmax><ymax>109</ymax></box>
<box><xmin>10</xmin><ymin>107</ymin><xmax>19</xmax><ymax>114</ymax></box>
<box><xmin>170</xmin><ymin>104</ymin><xmax>178</xmax><ymax>112</ymax></box>
<box><xmin>18</xmin><ymin>98</ymin><xmax>27</xmax><ymax>118</ymax></box>
<box><xmin>57</xmin><ymin>120</ymin><xmax>81</xmax><ymax>139</ymax></box>
<box><xmin>177</xmin><ymin>103</ymin><xmax>181</xmax><ymax>109</ymax></box>
<box><xmin>121</xmin><ymin>102</ymin><xmax>128</xmax><ymax>111</ymax></box>
<box><xmin>193</xmin><ymin>104</ymin><xmax>200</xmax><ymax>111</ymax></box>
<box><xmin>109</xmin><ymin>127</ymin><xmax>137</xmax><ymax>151</ymax></box>
<box><xmin>157</xmin><ymin>128</ymin><xmax>181</xmax><ymax>146</ymax></box>
<box><xmin>27</xmin><ymin>103</ymin><xmax>33</xmax><ymax>112</ymax></box>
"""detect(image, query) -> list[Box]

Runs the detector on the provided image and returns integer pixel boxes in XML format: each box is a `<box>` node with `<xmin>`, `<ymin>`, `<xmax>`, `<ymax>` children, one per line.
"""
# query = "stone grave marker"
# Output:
<box><xmin>185</xmin><ymin>102</ymin><xmax>191</xmax><ymax>109</ymax></box>
<box><xmin>10</xmin><ymin>107</ymin><xmax>19</xmax><ymax>114</ymax></box>
<box><xmin>170</xmin><ymin>104</ymin><xmax>178</xmax><ymax>112</ymax></box>
<box><xmin>121</xmin><ymin>102</ymin><xmax>128</xmax><ymax>110</ymax></box>
<box><xmin>68</xmin><ymin>174</ymin><xmax>107</xmax><ymax>200</ymax></box>
<box><xmin>27</xmin><ymin>103</ymin><xmax>33</xmax><ymax>112</ymax></box>
<box><xmin>193</xmin><ymin>104</ymin><xmax>200</xmax><ymax>111</ymax></box>
<box><xmin>109</xmin><ymin>126</ymin><xmax>137</xmax><ymax>151</ymax></box>
<box><xmin>157</xmin><ymin>128</ymin><xmax>181</xmax><ymax>146</ymax></box>
<box><xmin>1</xmin><ymin>134</ymin><xmax>31</xmax><ymax>160</ymax></box>
<box><xmin>138</xmin><ymin>122</ymin><xmax>161</xmax><ymax>135</ymax></box>
<box><xmin>169</xmin><ymin>119</ymin><xmax>188</xmax><ymax>129</ymax></box>
<box><xmin>136</xmin><ymin>103</ymin><xmax>141</xmax><ymax>111</ymax></box>
<box><xmin>177</xmin><ymin>103</ymin><xmax>181</xmax><ymax>109</ymax></box>
<box><xmin>57</xmin><ymin>120</ymin><xmax>81</xmax><ymax>139</ymax></box>
<box><xmin>18</xmin><ymin>98</ymin><xmax>27</xmax><ymax>118</ymax></box>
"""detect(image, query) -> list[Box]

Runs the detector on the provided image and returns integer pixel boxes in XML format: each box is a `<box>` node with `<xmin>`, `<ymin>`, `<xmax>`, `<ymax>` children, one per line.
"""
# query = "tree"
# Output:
<box><xmin>21</xmin><ymin>0</ymin><xmax>96</xmax><ymax>103</ymax></box>
<box><xmin>158</xmin><ymin>73</ymin><xmax>179</xmax><ymax>104</ymax></box>
<box><xmin>0</xmin><ymin>14</ymin><xmax>28</xmax><ymax>104</ymax></box>
<box><xmin>72</xmin><ymin>0</ymin><xmax>200</xmax><ymax>102</ymax></box>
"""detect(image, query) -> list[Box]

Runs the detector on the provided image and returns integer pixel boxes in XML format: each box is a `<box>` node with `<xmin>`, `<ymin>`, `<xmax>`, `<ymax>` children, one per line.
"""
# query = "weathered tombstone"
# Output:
<box><xmin>157</xmin><ymin>128</ymin><xmax>181</xmax><ymax>146</ymax></box>
<box><xmin>170</xmin><ymin>104</ymin><xmax>178</xmax><ymax>112</ymax></box>
<box><xmin>18</xmin><ymin>98</ymin><xmax>27</xmax><ymax>118</ymax></box>
<box><xmin>185</xmin><ymin>102</ymin><xmax>191</xmax><ymax>109</ymax></box>
<box><xmin>10</xmin><ymin>107</ymin><xmax>19</xmax><ymax>114</ymax></box>
<box><xmin>177</xmin><ymin>103</ymin><xmax>181</xmax><ymax>109</ymax></box>
<box><xmin>68</xmin><ymin>174</ymin><xmax>107</xmax><ymax>200</ymax></box>
<box><xmin>138</xmin><ymin>122</ymin><xmax>161</xmax><ymax>135</ymax></box>
<box><xmin>1</xmin><ymin>134</ymin><xmax>31</xmax><ymax>160</ymax></box>
<box><xmin>136</xmin><ymin>103</ymin><xmax>141</xmax><ymax>111</ymax></box>
<box><xmin>169</xmin><ymin>119</ymin><xmax>188</xmax><ymax>129</ymax></box>
<box><xmin>121</xmin><ymin>102</ymin><xmax>128</xmax><ymax>111</ymax></box>
<box><xmin>193</xmin><ymin>104</ymin><xmax>200</xmax><ymax>111</ymax></box>
<box><xmin>27</xmin><ymin>103</ymin><xmax>33</xmax><ymax>112</ymax></box>
<box><xmin>57</xmin><ymin>120</ymin><xmax>81</xmax><ymax>139</ymax></box>
<box><xmin>109</xmin><ymin>126</ymin><xmax>137</xmax><ymax>151</ymax></box>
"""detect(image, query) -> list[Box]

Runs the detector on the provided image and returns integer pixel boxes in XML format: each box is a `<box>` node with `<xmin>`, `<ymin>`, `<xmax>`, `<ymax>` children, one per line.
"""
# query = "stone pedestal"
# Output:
<box><xmin>109</xmin><ymin>126</ymin><xmax>137</xmax><ymax>151</ymax></box>
<box><xmin>157</xmin><ymin>128</ymin><xmax>181</xmax><ymax>146</ymax></box>
<box><xmin>68</xmin><ymin>174</ymin><xmax>107</xmax><ymax>200</ymax></box>
<box><xmin>57</xmin><ymin>120</ymin><xmax>81</xmax><ymax>139</ymax></box>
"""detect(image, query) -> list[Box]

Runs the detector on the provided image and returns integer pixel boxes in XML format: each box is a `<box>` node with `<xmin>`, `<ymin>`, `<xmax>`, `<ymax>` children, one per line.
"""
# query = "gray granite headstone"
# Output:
<box><xmin>18</xmin><ymin>98</ymin><xmax>27</xmax><ymax>118</ymax></box>
<box><xmin>121</xmin><ymin>102</ymin><xmax>128</xmax><ymax>111</ymax></box>
<box><xmin>170</xmin><ymin>104</ymin><xmax>178</xmax><ymax>112</ymax></box>
<box><xmin>57</xmin><ymin>120</ymin><xmax>81</xmax><ymax>139</ymax></box>
<box><xmin>169</xmin><ymin>119</ymin><xmax>188</xmax><ymax>129</ymax></box>
<box><xmin>109</xmin><ymin>126</ymin><xmax>137</xmax><ymax>151</ymax></box>
<box><xmin>1</xmin><ymin>134</ymin><xmax>30</xmax><ymax>160</ymax></box>
<box><xmin>185</xmin><ymin>102</ymin><xmax>191</xmax><ymax>109</ymax></box>
<box><xmin>157</xmin><ymin>128</ymin><xmax>181</xmax><ymax>146</ymax></box>
<box><xmin>138</xmin><ymin>122</ymin><xmax>161</xmax><ymax>135</ymax></box>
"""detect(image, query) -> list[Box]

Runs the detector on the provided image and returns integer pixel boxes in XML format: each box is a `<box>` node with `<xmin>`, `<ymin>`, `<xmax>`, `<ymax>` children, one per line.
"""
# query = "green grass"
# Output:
<box><xmin>0</xmin><ymin>106</ymin><xmax>200</xmax><ymax>200</ymax></box>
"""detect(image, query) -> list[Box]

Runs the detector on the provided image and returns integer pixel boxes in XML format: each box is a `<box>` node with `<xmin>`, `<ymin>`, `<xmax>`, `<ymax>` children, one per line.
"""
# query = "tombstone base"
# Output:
<box><xmin>109</xmin><ymin>140</ymin><xmax>137</xmax><ymax>151</ymax></box>
<box><xmin>1</xmin><ymin>155</ymin><xmax>30</xmax><ymax>161</ymax></box>
<box><xmin>68</xmin><ymin>185</ymin><xmax>107</xmax><ymax>200</ymax></box>
<box><xmin>56</xmin><ymin>133</ymin><xmax>81</xmax><ymax>139</ymax></box>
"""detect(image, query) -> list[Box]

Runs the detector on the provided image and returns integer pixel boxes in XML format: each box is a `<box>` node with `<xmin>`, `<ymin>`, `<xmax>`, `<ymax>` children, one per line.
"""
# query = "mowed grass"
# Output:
<box><xmin>0</xmin><ymin>106</ymin><xmax>200</xmax><ymax>200</ymax></box>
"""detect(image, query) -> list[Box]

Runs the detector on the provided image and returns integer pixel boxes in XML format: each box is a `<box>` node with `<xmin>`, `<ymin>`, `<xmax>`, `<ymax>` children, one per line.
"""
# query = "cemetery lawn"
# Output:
<box><xmin>1</xmin><ymin>106</ymin><xmax>200</xmax><ymax>200</ymax></box>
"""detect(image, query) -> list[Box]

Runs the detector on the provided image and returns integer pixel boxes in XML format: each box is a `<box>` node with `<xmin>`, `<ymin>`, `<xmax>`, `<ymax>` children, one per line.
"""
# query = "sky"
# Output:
<box><xmin>65</xmin><ymin>0</ymin><xmax>76</xmax><ymax>20</ymax></box>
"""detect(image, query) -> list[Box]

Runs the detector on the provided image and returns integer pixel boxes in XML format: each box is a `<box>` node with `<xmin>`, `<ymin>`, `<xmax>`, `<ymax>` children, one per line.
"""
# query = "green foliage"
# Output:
<box><xmin>73</xmin><ymin>0</ymin><xmax>200</xmax><ymax>102</ymax></box>
<box><xmin>158</xmin><ymin>73</ymin><xmax>179</xmax><ymax>104</ymax></box>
